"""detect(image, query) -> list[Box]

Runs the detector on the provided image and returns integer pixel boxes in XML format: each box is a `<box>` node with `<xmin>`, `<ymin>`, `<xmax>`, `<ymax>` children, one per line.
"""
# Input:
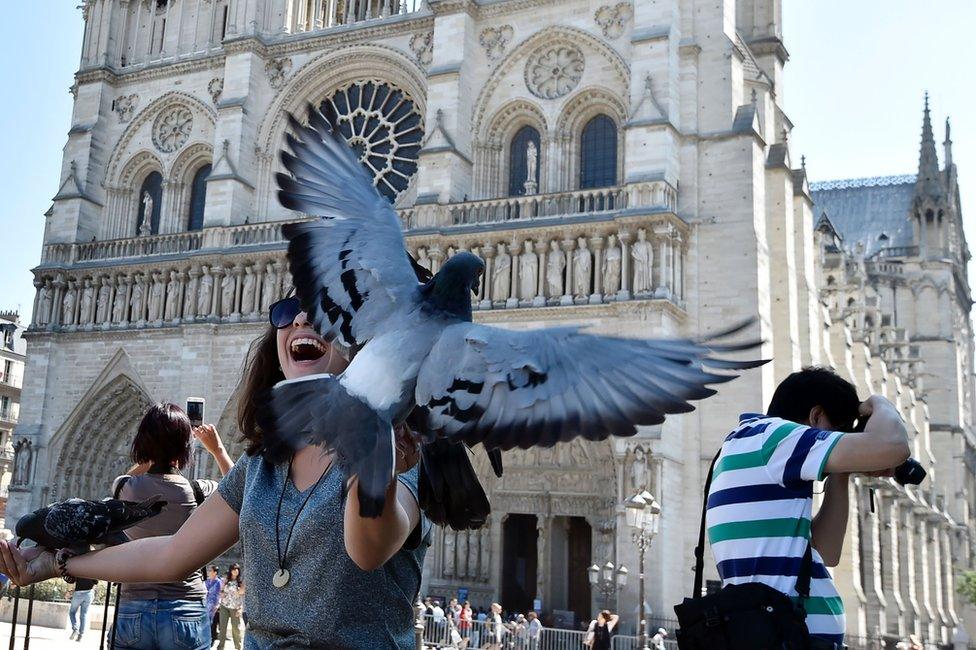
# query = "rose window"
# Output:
<box><xmin>152</xmin><ymin>106</ymin><xmax>193</xmax><ymax>153</ymax></box>
<box><xmin>525</xmin><ymin>45</ymin><xmax>585</xmax><ymax>100</ymax></box>
<box><xmin>319</xmin><ymin>80</ymin><xmax>423</xmax><ymax>203</ymax></box>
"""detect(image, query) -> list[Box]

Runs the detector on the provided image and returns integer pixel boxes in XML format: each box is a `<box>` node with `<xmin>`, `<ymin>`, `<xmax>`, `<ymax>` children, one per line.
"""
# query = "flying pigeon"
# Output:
<box><xmin>271</xmin><ymin>105</ymin><xmax>767</xmax><ymax>529</ymax></box>
<box><xmin>16</xmin><ymin>496</ymin><xmax>166</xmax><ymax>551</ymax></box>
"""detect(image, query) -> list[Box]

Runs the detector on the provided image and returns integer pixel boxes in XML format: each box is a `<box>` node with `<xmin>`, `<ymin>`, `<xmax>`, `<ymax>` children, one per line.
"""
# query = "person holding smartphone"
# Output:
<box><xmin>0</xmin><ymin>296</ymin><xmax>428</xmax><ymax>649</ymax></box>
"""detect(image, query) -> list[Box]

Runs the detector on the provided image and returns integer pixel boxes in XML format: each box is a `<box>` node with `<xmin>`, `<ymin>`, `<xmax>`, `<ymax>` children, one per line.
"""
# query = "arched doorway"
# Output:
<box><xmin>50</xmin><ymin>375</ymin><xmax>152</xmax><ymax>501</ymax></box>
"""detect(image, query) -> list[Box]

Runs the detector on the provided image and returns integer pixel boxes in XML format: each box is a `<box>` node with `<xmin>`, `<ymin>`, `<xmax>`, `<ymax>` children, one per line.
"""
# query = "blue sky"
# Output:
<box><xmin>0</xmin><ymin>1</ymin><xmax>972</xmax><ymax>322</ymax></box>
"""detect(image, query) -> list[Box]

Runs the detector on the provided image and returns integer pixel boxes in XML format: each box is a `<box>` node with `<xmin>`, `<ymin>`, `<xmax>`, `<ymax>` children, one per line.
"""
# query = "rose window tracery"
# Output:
<box><xmin>525</xmin><ymin>45</ymin><xmax>585</xmax><ymax>100</ymax></box>
<box><xmin>152</xmin><ymin>106</ymin><xmax>193</xmax><ymax>153</ymax></box>
<box><xmin>319</xmin><ymin>80</ymin><xmax>423</xmax><ymax>203</ymax></box>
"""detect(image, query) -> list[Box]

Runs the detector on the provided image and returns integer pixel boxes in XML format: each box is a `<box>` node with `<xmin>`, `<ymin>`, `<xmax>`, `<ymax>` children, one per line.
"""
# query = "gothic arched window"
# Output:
<box><xmin>136</xmin><ymin>171</ymin><xmax>163</xmax><ymax>236</ymax></box>
<box><xmin>579</xmin><ymin>114</ymin><xmax>618</xmax><ymax>189</ymax></box>
<box><xmin>186</xmin><ymin>164</ymin><xmax>211</xmax><ymax>231</ymax></box>
<box><xmin>508</xmin><ymin>126</ymin><xmax>541</xmax><ymax>197</ymax></box>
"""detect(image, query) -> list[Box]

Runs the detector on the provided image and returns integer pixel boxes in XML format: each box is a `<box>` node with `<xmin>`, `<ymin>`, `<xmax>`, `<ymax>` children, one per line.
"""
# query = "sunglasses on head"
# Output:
<box><xmin>269</xmin><ymin>296</ymin><xmax>302</xmax><ymax>329</ymax></box>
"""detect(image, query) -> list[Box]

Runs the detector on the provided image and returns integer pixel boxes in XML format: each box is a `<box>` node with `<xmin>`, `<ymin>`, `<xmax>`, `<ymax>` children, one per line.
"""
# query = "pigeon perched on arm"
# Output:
<box><xmin>15</xmin><ymin>497</ymin><xmax>165</xmax><ymax>552</ymax></box>
<box><xmin>271</xmin><ymin>105</ymin><xmax>767</xmax><ymax>529</ymax></box>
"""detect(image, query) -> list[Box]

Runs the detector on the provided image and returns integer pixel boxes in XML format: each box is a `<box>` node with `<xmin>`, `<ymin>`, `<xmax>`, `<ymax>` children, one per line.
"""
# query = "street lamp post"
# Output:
<box><xmin>625</xmin><ymin>491</ymin><xmax>661</xmax><ymax>650</ymax></box>
<box><xmin>587</xmin><ymin>560</ymin><xmax>629</xmax><ymax>611</ymax></box>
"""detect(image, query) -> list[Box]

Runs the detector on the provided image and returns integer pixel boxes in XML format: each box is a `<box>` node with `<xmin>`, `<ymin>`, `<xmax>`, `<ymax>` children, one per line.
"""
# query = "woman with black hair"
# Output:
<box><xmin>217</xmin><ymin>563</ymin><xmax>244</xmax><ymax>650</ymax></box>
<box><xmin>109</xmin><ymin>402</ymin><xmax>234</xmax><ymax>650</ymax></box>
<box><xmin>0</xmin><ymin>297</ymin><xmax>428</xmax><ymax>649</ymax></box>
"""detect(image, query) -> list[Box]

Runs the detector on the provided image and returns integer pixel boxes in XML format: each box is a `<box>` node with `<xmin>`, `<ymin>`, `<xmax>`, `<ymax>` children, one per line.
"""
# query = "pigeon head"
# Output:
<box><xmin>14</xmin><ymin>508</ymin><xmax>47</xmax><ymax>545</ymax></box>
<box><xmin>421</xmin><ymin>252</ymin><xmax>484</xmax><ymax>319</ymax></box>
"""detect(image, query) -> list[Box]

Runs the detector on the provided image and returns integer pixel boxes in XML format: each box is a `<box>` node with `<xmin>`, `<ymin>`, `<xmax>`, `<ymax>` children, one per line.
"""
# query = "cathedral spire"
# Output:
<box><xmin>944</xmin><ymin>116</ymin><xmax>953</xmax><ymax>171</ymax></box>
<box><xmin>915</xmin><ymin>92</ymin><xmax>943</xmax><ymax>200</ymax></box>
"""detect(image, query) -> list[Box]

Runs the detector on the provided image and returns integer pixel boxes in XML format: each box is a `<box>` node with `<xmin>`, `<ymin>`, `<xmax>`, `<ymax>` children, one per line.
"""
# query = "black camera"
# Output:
<box><xmin>850</xmin><ymin>417</ymin><xmax>926</xmax><ymax>486</ymax></box>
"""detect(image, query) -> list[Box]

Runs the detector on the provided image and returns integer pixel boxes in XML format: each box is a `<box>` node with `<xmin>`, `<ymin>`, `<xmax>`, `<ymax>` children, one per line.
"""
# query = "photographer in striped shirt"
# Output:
<box><xmin>705</xmin><ymin>368</ymin><xmax>910</xmax><ymax>649</ymax></box>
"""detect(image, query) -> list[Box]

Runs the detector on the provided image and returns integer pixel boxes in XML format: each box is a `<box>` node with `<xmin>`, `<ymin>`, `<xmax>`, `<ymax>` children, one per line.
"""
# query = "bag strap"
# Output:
<box><xmin>795</xmin><ymin>537</ymin><xmax>814</xmax><ymax>614</ymax></box>
<box><xmin>190</xmin><ymin>479</ymin><xmax>206</xmax><ymax>506</ymax></box>
<box><xmin>692</xmin><ymin>447</ymin><xmax>723</xmax><ymax>599</ymax></box>
<box><xmin>112</xmin><ymin>475</ymin><xmax>131</xmax><ymax>500</ymax></box>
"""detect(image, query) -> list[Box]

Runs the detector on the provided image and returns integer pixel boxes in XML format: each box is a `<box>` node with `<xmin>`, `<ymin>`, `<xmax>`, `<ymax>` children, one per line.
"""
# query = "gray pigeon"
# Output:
<box><xmin>272</xmin><ymin>105</ymin><xmax>766</xmax><ymax>529</ymax></box>
<box><xmin>16</xmin><ymin>496</ymin><xmax>166</xmax><ymax>551</ymax></box>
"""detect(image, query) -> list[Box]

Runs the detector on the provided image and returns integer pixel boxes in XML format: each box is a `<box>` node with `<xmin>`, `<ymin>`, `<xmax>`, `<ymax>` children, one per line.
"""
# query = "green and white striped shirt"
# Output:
<box><xmin>706</xmin><ymin>414</ymin><xmax>846</xmax><ymax>645</ymax></box>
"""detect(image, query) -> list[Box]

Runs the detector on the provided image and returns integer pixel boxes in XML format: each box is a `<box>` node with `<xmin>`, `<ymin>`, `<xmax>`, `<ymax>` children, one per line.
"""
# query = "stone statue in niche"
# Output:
<box><xmin>220</xmin><ymin>270</ymin><xmax>236</xmax><ymax>317</ymax></box>
<box><xmin>96</xmin><ymin>277</ymin><xmax>111</xmax><ymax>323</ymax></box>
<box><xmin>518</xmin><ymin>240</ymin><xmax>538</xmax><ymax>301</ymax></box>
<box><xmin>631</xmin><ymin>446</ymin><xmax>648</xmax><ymax>490</ymax></box>
<box><xmin>62</xmin><ymin>281</ymin><xmax>77</xmax><ymax>326</ymax></box>
<box><xmin>79</xmin><ymin>278</ymin><xmax>94</xmax><ymax>324</ymax></box>
<box><xmin>631</xmin><ymin>228</ymin><xmax>654</xmax><ymax>295</ymax></box>
<box><xmin>36</xmin><ymin>281</ymin><xmax>52</xmax><ymax>327</ymax></box>
<box><xmin>139</xmin><ymin>192</ymin><xmax>154</xmax><ymax>237</ymax></box>
<box><xmin>129</xmin><ymin>274</ymin><xmax>146</xmax><ymax>323</ymax></box>
<box><xmin>603</xmin><ymin>233</ymin><xmax>621</xmax><ymax>295</ymax></box>
<box><xmin>12</xmin><ymin>439</ymin><xmax>32</xmax><ymax>485</ymax></box>
<box><xmin>492</xmin><ymin>243</ymin><xmax>511</xmax><ymax>302</ymax></box>
<box><xmin>183</xmin><ymin>269</ymin><xmax>198</xmax><ymax>319</ymax></box>
<box><xmin>197</xmin><ymin>265</ymin><xmax>213</xmax><ymax>317</ymax></box>
<box><xmin>260</xmin><ymin>261</ymin><xmax>277</xmax><ymax>312</ymax></box>
<box><xmin>241</xmin><ymin>265</ymin><xmax>256</xmax><ymax>315</ymax></box>
<box><xmin>524</xmin><ymin>141</ymin><xmax>538</xmax><ymax>194</ymax></box>
<box><xmin>546</xmin><ymin>240</ymin><xmax>565</xmax><ymax>298</ymax></box>
<box><xmin>165</xmin><ymin>270</ymin><xmax>181</xmax><ymax>320</ymax></box>
<box><xmin>416</xmin><ymin>247</ymin><xmax>432</xmax><ymax>272</ymax></box>
<box><xmin>112</xmin><ymin>276</ymin><xmax>127</xmax><ymax>323</ymax></box>
<box><xmin>573</xmin><ymin>236</ymin><xmax>591</xmax><ymax>298</ymax></box>
<box><xmin>147</xmin><ymin>271</ymin><xmax>164</xmax><ymax>321</ymax></box>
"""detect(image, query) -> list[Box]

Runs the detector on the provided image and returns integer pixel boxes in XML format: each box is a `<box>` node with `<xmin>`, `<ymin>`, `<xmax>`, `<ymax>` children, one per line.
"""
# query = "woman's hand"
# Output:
<box><xmin>394</xmin><ymin>424</ymin><xmax>421</xmax><ymax>474</ymax></box>
<box><xmin>0</xmin><ymin>541</ymin><xmax>58</xmax><ymax>587</ymax></box>
<box><xmin>193</xmin><ymin>424</ymin><xmax>225</xmax><ymax>456</ymax></box>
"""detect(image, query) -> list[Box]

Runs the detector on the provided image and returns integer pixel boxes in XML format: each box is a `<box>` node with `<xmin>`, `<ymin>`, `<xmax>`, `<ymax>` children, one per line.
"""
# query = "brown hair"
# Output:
<box><xmin>236</xmin><ymin>324</ymin><xmax>285</xmax><ymax>456</ymax></box>
<box><xmin>131</xmin><ymin>402</ymin><xmax>192</xmax><ymax>468</ymax></box>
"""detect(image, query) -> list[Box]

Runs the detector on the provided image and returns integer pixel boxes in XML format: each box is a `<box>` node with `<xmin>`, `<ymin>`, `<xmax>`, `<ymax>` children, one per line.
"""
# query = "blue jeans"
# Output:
<box><xmin>69</xmin><ymin>589</ymin><xmax>94</xmax><ymax>634</ymax></box>
<box><xmin>113</xmin><ymin>598</ymin><xmax>210</xmax><ymax>650</ymax></box>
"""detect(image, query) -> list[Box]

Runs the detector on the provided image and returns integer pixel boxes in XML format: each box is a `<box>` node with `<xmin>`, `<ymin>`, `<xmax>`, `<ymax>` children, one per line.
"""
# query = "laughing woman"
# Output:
<box><xmin>0</xmin><ymin>296</ymin><xmax>430</xmax><ymax>649</ymax></box>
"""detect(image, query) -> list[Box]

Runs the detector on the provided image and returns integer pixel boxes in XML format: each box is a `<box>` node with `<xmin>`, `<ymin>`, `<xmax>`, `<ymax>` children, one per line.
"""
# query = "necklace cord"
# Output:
<box><xmin>275</xmin><ymin>459</ymin><xmax>332</xmax><ymax>570</ymax></box>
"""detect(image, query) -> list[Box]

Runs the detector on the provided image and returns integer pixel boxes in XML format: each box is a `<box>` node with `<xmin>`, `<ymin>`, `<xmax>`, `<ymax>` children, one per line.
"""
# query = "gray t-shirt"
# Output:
<box><xmin>217</xmin><ymin>453</ymin><xmax>430</xmax><ymax>649</ymax></box>
<box><xmin>116</xmin><ymin>472</ymin><xmax>218</xmax><ymax>601</ymax></box>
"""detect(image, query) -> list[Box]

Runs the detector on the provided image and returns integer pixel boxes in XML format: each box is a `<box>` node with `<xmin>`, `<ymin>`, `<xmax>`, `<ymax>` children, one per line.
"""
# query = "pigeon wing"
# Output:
<box><xmin>43</xmin><ymin>499</ymin><xmax>110</xmax><ymax>546</ymax></box>
<box><xmin>276</xmin><ymin>106</ymin><xmax>418</xmax><ymax>349</ymax></box>
<box><xmin>414</xmin><ymin>321</ymin><xmax>767</xmax><ymax>450</ymax></box>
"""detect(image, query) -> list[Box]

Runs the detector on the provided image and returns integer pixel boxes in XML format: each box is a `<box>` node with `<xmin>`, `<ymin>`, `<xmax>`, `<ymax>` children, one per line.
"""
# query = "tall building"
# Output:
<box><xmin>0</xmin><ymin>311</ymin><xmax>27</xmax><ymax>527</ymax></box>
<box><xmin>12</xmin><ymin>0</ymin><xmax>974</xmax><ymax>643</ymax></box>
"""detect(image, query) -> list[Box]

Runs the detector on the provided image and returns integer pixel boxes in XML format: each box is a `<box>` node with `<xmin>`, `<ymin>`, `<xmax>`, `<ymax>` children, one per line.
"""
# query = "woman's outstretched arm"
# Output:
<box><xmin>0</xmin><ymin>492</ymin><xmax>239</xmax><ymax>587</ymax></box>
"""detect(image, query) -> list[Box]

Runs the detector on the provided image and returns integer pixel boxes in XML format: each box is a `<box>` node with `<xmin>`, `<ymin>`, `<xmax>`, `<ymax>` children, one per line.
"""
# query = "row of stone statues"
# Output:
<box><xmin>413</xmin><ymin>225</ymin><xmax>684</xmax><ymax>307</ymax></box>
<box><xmin>32</xmin><ymin>259</ymin><xmax>291</xmax><ymax>329</ymax></box>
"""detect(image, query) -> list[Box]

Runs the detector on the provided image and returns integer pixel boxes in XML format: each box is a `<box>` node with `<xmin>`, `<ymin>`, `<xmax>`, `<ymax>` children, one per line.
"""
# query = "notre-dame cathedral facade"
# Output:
<box><xmin>9</xmin><ymin>0</ymin><xmax>975</xmax><ymax>643</ymax></box>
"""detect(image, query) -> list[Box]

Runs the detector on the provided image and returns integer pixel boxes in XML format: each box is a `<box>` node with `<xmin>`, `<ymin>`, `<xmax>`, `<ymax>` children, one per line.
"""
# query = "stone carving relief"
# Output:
<box><xmin>594</xmin><ymin>3</ymin><xmax>633</xmax><ymax>39</ymax></box>
<box><xmin>164</xmin><ymin>270</ymin><xmax>181</xmax><ymax>320</ymax></box>
<box><xmin>480</xmin><ymin>24</ymin><xmax>514</xmax><ymax>61</ymax></box>
<box><xmin>207</xmin><ymin>77</ymin><xmax>224</xmax><ymax>104</ymax></box>
<box><xmin>152</xmin><ymin>106</ymin><xmax>193</xmax><ymax>153</ymax></box>
<box><xmin>266</xmin><ymin>57</ymin><xmax>293</xmax><ymax>90</ymax></box>
<box><xmin>439</xmin><ymin>518</ymin><xmax>492</xmax><ymax>582</ymax></box>
<box><xmin>573</xmin><ymin>236</ymin><xmax>592</xmax><ymax>298</ymax></box>
<box><xmin>603</xmin><ymin>233</ymin><xmax>621</xmax><ymax>295</ymax></box>
<box><xmin>525</xmin><ymin>44</ymin><xmax>585</xmax><ymax>100</ymax></box>
<box><xmin>409</xmin><ymin>32</ymin><xmax>433</xmax><ymax>67</ymax></box>
<box><xmin>114</xmin><ymin>94</ymin><xmax>139</xmax><ymax>123</ymax></box>
<box><xmin>631</xmin><ymin>228</ymin><xmax>653</xmax><ymax>295</ymax></box>
<box><xmin>546</xmin><ymin>240</ymin><xmax>565</xmax><ymax>298</ymax></box>
<box><xmin>518</xmin><ymin>240</ymin><xmax>538</xmax><ymax>302</ymax></box>
<box><xmin>492</xmin><ymin>243</ymin><xmax>511</xmax><ymax>302</ymax></box>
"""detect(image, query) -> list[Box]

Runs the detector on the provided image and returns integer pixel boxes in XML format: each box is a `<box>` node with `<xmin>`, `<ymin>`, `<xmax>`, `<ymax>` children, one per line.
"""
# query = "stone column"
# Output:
<box><xmin>674</xmin><ymin>232</ymin><xmax>684</xmax><ymax>301</ymax></box>
<box><xmin>50</xmin><ymin>274</ymin><xmax>66</xmax><ymax>327</ymax></box>
<box><xmin>654</xmin><ymin>224</ymin><xmax>672</xmax><ymax>298</ymax></box>
<box><xmin>536</xmin><ymin>514</ymin><xmax>551</xmax><ymax>611</ymax></box>
<box><xmin>31</xmin><ymin>278</ymin><xmax>42</xmax><ymax>327</ymax></box>
<box><xmin>211</xmin><ymin>265</ymin><xmax>225</xmax><ymax>318</ymax></box>
<box><xmin>618</xmin><ymin>229</ymin><xmax>632</xmax><ymax>300</ymax></box>
<box><xmin>560</xmin><ymin>238</ymin><xmax>575</xmax><ymax>306</ymax></box>
<box><xmin>429</xmin><ymin>243</ymin><xmax>445</xmax><ymax>275</ymax></box>
<box><xmin>507</xmin><ymin>238</ymin><xmax>520</xmax><ymax>309</ymax></box>
<box><xmin>534</xmin><ymin>240</ymin><xmax>548</xmax><ymax>307</ymax></box>
<box><xmin>590</xmin><ymin>235</ymin><xmax>605</xmax><ymax>304</ymax></box>
<box><xmin>231</xmin><ymin>263</ymin><xmax>244</xmax><ymax>321</ymax></box>
<box><xmin>479</xmin><ymin>243</ymin><xmax>494</xmax><ymax>310</ymax></box>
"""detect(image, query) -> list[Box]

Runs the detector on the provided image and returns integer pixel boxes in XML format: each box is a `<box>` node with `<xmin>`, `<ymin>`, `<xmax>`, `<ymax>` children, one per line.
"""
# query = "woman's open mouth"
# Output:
<box><xmin>289</xmin><ymin>337</ymin><xmax>327</xmax><ymax>363</ymax></box>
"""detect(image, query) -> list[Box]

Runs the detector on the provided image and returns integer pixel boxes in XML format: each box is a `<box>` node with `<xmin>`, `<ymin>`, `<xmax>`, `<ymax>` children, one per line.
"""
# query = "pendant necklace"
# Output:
<box><xmin>273</xmin><ymin>457</ymin><xmax>332</xmax><ymax>589</ymax></box>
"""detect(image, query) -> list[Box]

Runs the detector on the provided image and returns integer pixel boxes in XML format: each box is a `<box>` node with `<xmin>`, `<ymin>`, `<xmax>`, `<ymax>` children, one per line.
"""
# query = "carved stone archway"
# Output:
<box><xmin>50</xmin><ymin>375</ymin><xmax>152</xmax><ymax>501</ymax></box>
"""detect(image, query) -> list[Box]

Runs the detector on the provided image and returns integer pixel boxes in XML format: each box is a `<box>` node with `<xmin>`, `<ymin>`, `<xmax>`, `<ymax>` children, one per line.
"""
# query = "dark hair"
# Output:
<box><xmin>225</xmin><ymin>563</ymin><xmax>242</xmax><ymax>584</ymax></box>
<box><xmin>208</xmin><ymin>565</ymin><xmax>219</xmax><ymax>575</ymax></box>
<box><xmin>237</xmin><ymin>325</ymin><xmax>286</xmax><ymax>456</ymax></box>
<box><xmin>131</xmin><ymin>403</ymin><xmax>192</xmax><ymax>468</ymax></box>
<box><xmin>766</xmin><ymin>367</ymin><xmax>860</xmax><ymax>431</ymax></box>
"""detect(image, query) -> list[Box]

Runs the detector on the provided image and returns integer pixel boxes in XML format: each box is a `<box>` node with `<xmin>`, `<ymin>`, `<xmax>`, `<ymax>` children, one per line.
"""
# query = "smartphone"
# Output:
<box><xmin>186</xmin><ymin>397</ymin><xmax>205</xmax><ymax>427</ymax></box>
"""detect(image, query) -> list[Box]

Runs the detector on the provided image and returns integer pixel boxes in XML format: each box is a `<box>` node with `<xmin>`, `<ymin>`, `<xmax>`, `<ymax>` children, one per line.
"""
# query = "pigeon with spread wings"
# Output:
<box><xmin>272</xmin><ymin>105</ymin><xmax>767</xmax><ymax>530</ymax></box>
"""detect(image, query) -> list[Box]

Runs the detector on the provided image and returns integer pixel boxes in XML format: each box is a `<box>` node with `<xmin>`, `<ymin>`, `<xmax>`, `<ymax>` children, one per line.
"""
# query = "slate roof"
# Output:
<box><xmin>810</xmin><ymin>174</ymin><xmax>917</xmax><ymax>256</ymax></box>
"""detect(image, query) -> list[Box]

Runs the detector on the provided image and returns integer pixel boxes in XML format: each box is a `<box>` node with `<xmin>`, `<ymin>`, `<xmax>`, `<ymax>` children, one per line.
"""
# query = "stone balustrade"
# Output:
<box><xmin>287</xmin><ymin>0</ymin><xmax>424</xmax><ymax>33</ymax></box>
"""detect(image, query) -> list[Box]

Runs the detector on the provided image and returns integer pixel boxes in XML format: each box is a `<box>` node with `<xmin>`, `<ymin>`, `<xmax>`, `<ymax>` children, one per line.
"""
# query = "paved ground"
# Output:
<box><xmin>0</xmin><ymin>620</ymin><xmax>107</xmax><ymax>649</ymax></box>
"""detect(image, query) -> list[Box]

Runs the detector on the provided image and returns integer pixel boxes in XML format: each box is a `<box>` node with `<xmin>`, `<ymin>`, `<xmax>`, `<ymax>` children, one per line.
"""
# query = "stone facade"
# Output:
<box><xmin>13</xmin><ymin>0</ymin><xmax>974</xmax><ymax>644</ymax></box>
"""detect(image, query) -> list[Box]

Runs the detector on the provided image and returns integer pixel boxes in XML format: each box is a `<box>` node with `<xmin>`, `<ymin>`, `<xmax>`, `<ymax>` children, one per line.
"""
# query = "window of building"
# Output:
<box><xmin>2</xmin><ymin>360</ymin><xmax>10</xmax><ymax>384</ymax></box>
<box><xmin>187</xmin><ymin>164</ymin><xmax>211</xmax><ymax>232</ymax></box>
<box><xmin>136</xmin><ymin>171</ymin><xmax>163</xmax><ymax>235</ymax></box>
<box><xmin>0</xmin><ymin>396</ymin><xmax>9</xmax><ymax>420</ymax></box>
<box><xmin>579</xmin><ymin>114</ymin><xmax>617</xmax><ymax>190</ymax></box>
<box><xmin>508</xmin><ymin>126</ymin><xmax>541</xmax><ymax>197</ymax></box>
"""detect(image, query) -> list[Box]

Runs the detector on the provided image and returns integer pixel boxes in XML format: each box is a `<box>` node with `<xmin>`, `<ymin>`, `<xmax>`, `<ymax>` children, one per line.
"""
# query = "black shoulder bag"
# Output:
<box><xmin>673</xmin><ymin>450</ymin><xmax>813</xmax><ymax>650</ymax></box>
